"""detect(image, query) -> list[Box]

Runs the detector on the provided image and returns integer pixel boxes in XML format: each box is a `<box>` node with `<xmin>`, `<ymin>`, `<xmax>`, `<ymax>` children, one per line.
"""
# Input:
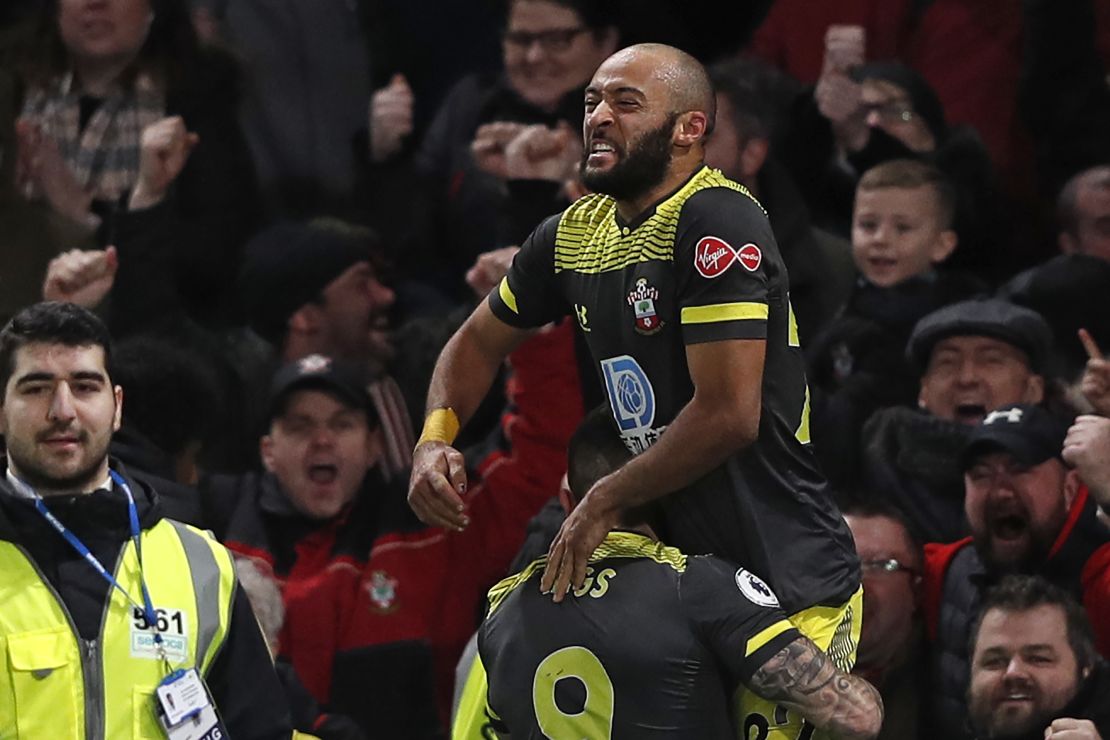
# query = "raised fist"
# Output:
<box><xmin>130</xmin><ymin>116</ymin><xmax>199</xmax><ymax>210</ymax></box>
<box><xmin>370</xmin><ymin>74</ymin><xmax>414</xmax><ymax>162</ymax></box>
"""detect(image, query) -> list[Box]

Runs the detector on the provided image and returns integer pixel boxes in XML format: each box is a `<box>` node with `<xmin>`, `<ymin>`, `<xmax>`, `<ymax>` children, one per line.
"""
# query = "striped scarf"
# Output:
<box><xmin>20</xmin><ymin>72</ymin><xmax>165</xmax><ymax>202</ymax></box>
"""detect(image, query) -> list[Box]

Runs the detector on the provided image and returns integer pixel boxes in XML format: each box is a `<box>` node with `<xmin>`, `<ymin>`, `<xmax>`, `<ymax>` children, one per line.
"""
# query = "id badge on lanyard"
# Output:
<box><xmin>15</xmin><ymin>470</ymin><xmax>231</xmax><ymax>739</ymax></box>
<box><xmin>155</xmin><ymin>668</ymin><xmax>229</xmax><ymax>740</ymax></box>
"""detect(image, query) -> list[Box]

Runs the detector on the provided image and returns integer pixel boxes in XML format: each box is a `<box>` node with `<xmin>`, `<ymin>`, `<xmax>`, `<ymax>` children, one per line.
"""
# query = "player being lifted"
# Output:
<box><xmin>479</xmin><ymin>407</ymin><xmax>882</xmax><ymax>739</ymax></box>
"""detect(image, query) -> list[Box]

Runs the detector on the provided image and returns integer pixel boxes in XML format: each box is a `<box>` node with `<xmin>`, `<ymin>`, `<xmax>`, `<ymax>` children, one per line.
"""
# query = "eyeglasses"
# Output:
<box><xmin>504</xmin><ymin>27</ymin><xmax>588</xmax><ymax>53</ymax></box>
<box><xmin>861</xmin><ymin>100</ymin><xmax>916</xmax><ymax>123</ymax></box>
<box><xmin>860</xmin><ymin>558</ymin><xmax>919</xmax><ymax>577</ymax></box>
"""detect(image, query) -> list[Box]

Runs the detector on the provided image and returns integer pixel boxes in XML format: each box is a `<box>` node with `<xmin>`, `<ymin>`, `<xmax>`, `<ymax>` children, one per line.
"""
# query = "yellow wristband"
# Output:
<box><xmin>417</xmin><ymin>407</ymin><xmax>461</xmax><ymax>448</ymax></box>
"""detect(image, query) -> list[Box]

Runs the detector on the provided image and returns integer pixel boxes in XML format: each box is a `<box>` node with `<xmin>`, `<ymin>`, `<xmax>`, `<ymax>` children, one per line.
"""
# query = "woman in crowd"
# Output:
<box><xmin>7</xmin><ymin>0</ymin><xmax>257</xmax><ymax>333</ymax></box>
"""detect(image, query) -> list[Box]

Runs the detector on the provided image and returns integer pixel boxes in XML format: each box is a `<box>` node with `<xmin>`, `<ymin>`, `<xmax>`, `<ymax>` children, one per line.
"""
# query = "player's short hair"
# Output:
<box><xmin>567</xmin><ymin>406</ymin><xmax>660</xmax><ymax>528</ymax></box>
<box><xmin>1057</xmin><ymin>165</ymin><xmax>1110</xmax><ymax>238</ymax></box>
<box><xmin>969</xmin><ymin>575</ymin><xmax>1098</xmax><ymax>676</ymax></box>
<box><xmin>0</xmin><ymin>302</ymin><xmax>113</xmax><ymax>392</ymax></box>
<box><xmin>567</xmin><ymin>405</ymin><xmax>631</xmax><ymax>499</ymax></box>
<box><xmin>857</xmin><ymin>159</ymin><xmax>956</xmax><ymax>230</ymax></box>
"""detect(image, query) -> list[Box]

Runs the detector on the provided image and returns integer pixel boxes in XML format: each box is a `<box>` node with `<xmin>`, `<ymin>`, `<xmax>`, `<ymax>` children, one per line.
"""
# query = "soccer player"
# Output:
<box><xmin>478</xmin><ymin>408</ymin><xmax>882</xmax><ymax>739</ymax></box>
<box><xmin>410</xmin><ymin>43</ymin><xmax>861</xmax><ymax>737</ymax></box>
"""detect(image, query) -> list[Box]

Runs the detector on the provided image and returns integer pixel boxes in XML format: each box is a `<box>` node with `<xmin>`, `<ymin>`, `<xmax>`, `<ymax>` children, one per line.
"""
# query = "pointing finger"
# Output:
<box><xmin>1079</xmin><ymin>328</ymin><xmax>1103</xmax><ymax>361</ymax></box>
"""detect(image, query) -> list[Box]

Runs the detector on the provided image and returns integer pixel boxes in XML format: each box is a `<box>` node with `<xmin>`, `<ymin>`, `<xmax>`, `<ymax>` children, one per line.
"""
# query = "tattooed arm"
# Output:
<box><xmin>749</xmin><ymin>636</ymin><xmax>884</xmax><ymax>740</ymax></box>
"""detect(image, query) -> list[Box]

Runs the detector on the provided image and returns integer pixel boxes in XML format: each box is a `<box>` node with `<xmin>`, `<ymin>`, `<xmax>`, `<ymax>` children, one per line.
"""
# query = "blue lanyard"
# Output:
<box><xmin>17</xmin><ymin>470</ymin><xmax>161</xmax><ymax>641</ymax></box>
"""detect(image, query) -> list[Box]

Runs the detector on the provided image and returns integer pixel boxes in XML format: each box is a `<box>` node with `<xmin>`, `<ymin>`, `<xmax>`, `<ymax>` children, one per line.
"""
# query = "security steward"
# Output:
<box><xmin>0</xmin><ymin>302</ymin><xmax>291</xmax><ymax>739</ymax></box>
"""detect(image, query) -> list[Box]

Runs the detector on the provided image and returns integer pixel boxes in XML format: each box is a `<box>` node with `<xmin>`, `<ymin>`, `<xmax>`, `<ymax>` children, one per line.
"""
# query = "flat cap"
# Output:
<box><xmin>906</xmin><ymin>298</ymin><xmax>1052</xmax><ymax>374</ymax></box>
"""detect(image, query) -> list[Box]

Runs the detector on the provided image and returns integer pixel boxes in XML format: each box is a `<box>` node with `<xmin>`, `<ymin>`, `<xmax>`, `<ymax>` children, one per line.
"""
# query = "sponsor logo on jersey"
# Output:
<box><xmin>694</xmin><ymin>236</ymin><xmax>762</xmax><ymax>277</ymax></box>
<box><xmin>735</xmin><ymin>568</ymin><xmax>780</xmax><ymax>607</ymax></box>
<box><xmin>737</xmin><ymin>243</ymin><xmax>762</xmax><ymax>272</ymax></box>
<box><xmin>601</xmin><ymin>355</ymin><xmax>661</xmax><ymax>453</ymax></box>
<box><xmin>626</xmin><ymin>277</ymin><xmax>663</xmax><ymax>335</ymax></box>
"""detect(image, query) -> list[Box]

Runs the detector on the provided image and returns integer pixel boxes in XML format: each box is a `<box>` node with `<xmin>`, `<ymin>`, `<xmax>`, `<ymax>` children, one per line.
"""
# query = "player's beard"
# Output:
<box><xmin>580</xmin><ymin>113</ymin><xmax>677</xmax><ymax>202</ymax></box>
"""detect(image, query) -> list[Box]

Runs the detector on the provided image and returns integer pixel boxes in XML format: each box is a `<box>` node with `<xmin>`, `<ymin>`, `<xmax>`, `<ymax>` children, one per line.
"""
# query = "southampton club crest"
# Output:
<box><xmin>366</xmin><ymin>570</ymin><xmax>399</xmax><ymax>614</ymax></box>
<box><xmin>627</xmin><ymin>277</ymin><xmax>663</xmax><ymax>335</ymax></box>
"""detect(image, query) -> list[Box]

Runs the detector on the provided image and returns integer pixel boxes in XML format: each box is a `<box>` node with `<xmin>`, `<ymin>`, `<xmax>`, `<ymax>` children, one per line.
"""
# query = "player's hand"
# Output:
<box><xmin>369</xmin><ymin>74</ymin><xmax>414</xmax><ymax>162</ymax></box>
<box><xmin>466</xmin><ymin>246</ymin><xmax>520</xmax><ymax>297</ymax></box>
<box><xmin>130</xmin><ymin>116</ymin><xmax>199</xmax><ymax>210</ymax></box>
<box><xmin>1044</xmin><ymin>718</ymin><xmax>1102</xmax><ymax>739</ymax></box>
<box><xmin>504</xmin><ymin>122</ymin><xmax>581</xmax><ymax>182</ymax></box>
<box><xmin>1063</xmin><ymin>415</ymin><xmax>1110</xmax><ymax>509</ymax></box>
<box><xmin>43</xmin><ymin>246</ymin><xmax>119</xmax><ymax>307</ymax></box>
<box><xmin>408</xmin><ymin>441</ymin><xmax>469</xmax><ymax>530</ymax></box>
<box><xmin>471</xmin><ymin>122</ymin><xmax>528</xmax><ymax>180</ymax></box>
<box><xmin>540</xmin><ymin>476</ymin><xmax>620</xmax><ymax>602</ymax></box>
<box><xmin>1079</xmin><ymin>329</ymin><xmax>1110</xmax><ymax>415</ymax></box>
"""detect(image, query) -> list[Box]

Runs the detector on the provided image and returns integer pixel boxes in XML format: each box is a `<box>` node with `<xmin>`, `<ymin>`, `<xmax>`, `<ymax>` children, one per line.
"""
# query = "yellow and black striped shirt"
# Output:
<box><xmin>489</xmin><ymin>166</ymin><xmax>859</xmax><ymax>614</ymax></box>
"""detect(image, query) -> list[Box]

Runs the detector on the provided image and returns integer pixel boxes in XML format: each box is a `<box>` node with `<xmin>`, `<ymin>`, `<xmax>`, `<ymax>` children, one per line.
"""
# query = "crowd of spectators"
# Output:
<box><xmin>1</xmin><ymin>0</ymin><xmax>1109</xmax><ymax>737</ymax></box>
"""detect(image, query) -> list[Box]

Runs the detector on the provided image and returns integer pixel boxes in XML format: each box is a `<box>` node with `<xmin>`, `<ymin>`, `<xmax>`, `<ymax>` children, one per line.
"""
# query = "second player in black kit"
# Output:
<box><xmin>479</xmin><ymin>531</ymin><xmax>801</xmax><ymax>738</ymax></box>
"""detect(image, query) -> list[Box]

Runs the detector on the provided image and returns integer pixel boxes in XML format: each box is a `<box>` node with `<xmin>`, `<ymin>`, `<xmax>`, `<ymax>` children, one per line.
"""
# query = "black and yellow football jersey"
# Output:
<box><xmin>488</xmin><ymin>166</ymin><xmax>859</xmax><ymax>614</ymax></box>
<box><xmin>478</xmin><ymin>531</ymin><xmax>800</xmax><ymax>738</ymax></box>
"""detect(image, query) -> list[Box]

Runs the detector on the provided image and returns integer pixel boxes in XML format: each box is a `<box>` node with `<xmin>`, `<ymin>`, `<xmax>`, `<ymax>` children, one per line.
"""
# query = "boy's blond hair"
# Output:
<box><xmin>857</xmin><ymin>159</ymin><xmax>955</xmax><ymax>230</ymax></box>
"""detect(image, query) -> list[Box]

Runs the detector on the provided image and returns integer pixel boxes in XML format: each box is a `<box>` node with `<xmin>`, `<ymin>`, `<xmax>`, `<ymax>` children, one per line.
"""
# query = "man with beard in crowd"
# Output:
<box><xmin>239</xmin><ymin>218</ymin><xmax>414</xmax><ymax>478</ymax></box>
<box><xmin>408</xmin><ymin>43</ymin><xmax>861</xmax><ymax>738</ymax></box>
<box><xmin>0</xmin><ymin>302</ymin><xmax>290</xmax><ymax>738</ymax></box>
<box><xmin>968</xmin><ymin>576</ymin><xmax>1109</xmax><ymax>740</ymax></box>
<box><xmin>923</xmin><ymin>404</ymin><xmax>1110</xmax><ymax>739</ymax></box>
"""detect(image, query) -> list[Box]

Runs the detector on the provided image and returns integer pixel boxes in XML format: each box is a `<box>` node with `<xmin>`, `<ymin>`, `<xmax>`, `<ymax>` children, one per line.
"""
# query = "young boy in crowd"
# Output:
<box><xmin>850</xmin><ymin>159</ymin><xmax>958</xmax><ymax>289</ymax></box>
<box><xmin>807</xmin><ymin>159</ymin><xmax>984</xmax><ymax>489</ymax></box>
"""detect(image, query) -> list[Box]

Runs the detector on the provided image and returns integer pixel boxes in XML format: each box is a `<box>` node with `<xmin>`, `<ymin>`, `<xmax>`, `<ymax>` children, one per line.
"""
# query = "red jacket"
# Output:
<box><xmin>923</xmin><ymin>486</ymin><xmax>1110</xmax><ymax>655</ymax></box>
<box><xmin>201</xmin><ymin>320</ymin><xmax>585</xmax><ymax>733</ymax></box>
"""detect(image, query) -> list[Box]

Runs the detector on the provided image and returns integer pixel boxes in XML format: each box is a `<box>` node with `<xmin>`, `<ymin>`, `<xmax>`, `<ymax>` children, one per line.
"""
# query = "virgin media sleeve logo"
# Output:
<box><xmin>694</xmin><ymin>237</ymin><xmax>762</xmax><ymax>278</ymax></box>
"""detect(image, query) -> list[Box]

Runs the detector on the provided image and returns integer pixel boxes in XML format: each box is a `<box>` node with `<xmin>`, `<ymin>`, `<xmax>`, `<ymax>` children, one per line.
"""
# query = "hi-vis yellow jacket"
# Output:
<box><xmin>0</xmin><ymin>518</ymin><xmax>236</xmax><ymax>739</ymax></box>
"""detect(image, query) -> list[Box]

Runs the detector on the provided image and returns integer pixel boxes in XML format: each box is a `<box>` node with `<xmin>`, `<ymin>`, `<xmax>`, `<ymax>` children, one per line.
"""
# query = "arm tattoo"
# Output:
<box><xmin>749</xmin><ymin>636</ymin><xmax>884</xmax><ymax>740</ymax></box>
<box><xmin>750</xmin><ymin>638</ymin><xmax>832</xmax><ymax>700</ymax></box>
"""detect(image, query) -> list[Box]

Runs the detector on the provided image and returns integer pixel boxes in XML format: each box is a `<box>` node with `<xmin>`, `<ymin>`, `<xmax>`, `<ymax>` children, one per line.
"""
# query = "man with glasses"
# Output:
<box><xmin>923</xmin><ymin>403</ymin><xmax>1110</xmax><ymax>739</ymax></box>
<box><xmin>799</xmin><ymin>55</ymin><xmax>1007</xmax><ymax>279</ymax></box>
<box><xmin>410</xmin><ymin>0</ymin><xmax>618</xmax><ymax>294</ymax></box>
<box><xmin>820</xmin><ymin>63</ymin><xmax>941</xmax><ymax>157</ymax></box>
<box><xmin>845</xmin><ymin>503</ymin><xmax>928</xmax><ymax>739</ymax></box>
